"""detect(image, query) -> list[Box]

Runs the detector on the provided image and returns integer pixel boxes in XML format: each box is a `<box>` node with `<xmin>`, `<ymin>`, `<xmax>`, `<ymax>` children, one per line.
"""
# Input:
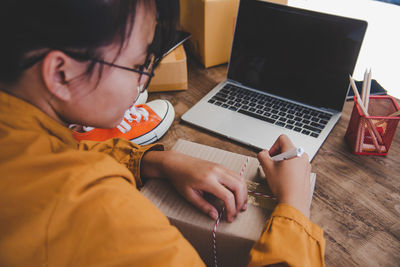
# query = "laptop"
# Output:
<box><xmin>181</xmin><ymin>0</ymin><xmax>367</xmax><ymax>160</ymax></box>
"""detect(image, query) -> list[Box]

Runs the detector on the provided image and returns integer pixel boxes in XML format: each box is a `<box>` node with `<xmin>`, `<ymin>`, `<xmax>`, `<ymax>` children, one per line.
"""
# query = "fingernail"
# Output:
<box><xmin>242</xmin><ymin>203</ymin><xmax>247</xmax><ymax>211</ymax></box>
<box><xmin>209</xmin><ymin>211</ymin><xmax>218</xmax><ymax>220</ymax></box>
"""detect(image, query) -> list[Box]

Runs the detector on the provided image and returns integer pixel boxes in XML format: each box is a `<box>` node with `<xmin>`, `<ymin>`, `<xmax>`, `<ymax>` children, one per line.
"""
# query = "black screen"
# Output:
<box><xmin>228</xmin><ymin>0</ymin><xmax>367</xmax><ymax>111</ymax></box>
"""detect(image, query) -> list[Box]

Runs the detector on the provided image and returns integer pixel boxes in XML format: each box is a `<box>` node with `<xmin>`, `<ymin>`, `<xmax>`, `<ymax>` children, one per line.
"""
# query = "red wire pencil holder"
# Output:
<box><xmin>345</xmin><ymin>95</ymin><xmax>400</xmax><ymax>156</ymax></box>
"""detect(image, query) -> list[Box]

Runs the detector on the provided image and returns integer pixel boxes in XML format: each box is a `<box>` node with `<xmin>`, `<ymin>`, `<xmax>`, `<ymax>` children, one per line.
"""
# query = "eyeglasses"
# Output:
<box><xmin>92</xmin><ymin>24</ymin><xmax>164</xmax><ymax>94</ymax></box>
<box><xmin>20</xmin><ymin>50</ymin><xmax>159</xmax><ymax>94</ymax></box>
<box><xmin>20</xmin><ymin>24</ymin><xmax>165</xmax><ymax>94</ymax></box>
<box><xmin>92</xmin><ymin>52</ymin><xmax>159</xmax><ymax>94</ymax></box>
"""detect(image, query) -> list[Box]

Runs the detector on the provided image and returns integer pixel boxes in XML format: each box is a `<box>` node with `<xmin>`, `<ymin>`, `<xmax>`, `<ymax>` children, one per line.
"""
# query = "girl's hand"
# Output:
<box><xmin>257</xmin><ymin>135</ymin><xmax>311</xmax><ymax>218</ymax></box>
<box><xmin>142</xmin><ymin>150</ymin><xmax>248</xmax><ymax>222</ymax></box>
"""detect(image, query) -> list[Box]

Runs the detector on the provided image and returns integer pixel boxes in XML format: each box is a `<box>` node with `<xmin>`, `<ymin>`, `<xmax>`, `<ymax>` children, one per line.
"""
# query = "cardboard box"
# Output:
<box><xmin>179</xmin><ymin>0</ymin><xmax>288</xmax><ymax>68</ymax></box>
<box><xmin>141</xmin><ymin>139</ymin><xmax>316</xmax><ymax>267</ymax></box>
<box><xmin>179</xmin><ymin>0</ymin><xmax>239</xmax><ymax>68</ymax></box>
<box><xmin>148</xmin><ymin>44</ymin><xmax>188</xmax><ymax>92</ymax></box>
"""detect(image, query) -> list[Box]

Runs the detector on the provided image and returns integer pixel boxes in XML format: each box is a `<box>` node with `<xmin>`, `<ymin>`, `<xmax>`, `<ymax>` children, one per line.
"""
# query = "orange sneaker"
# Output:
<box><xmin>72</xmin><ymin>99</ymin><xmax>175</xmax><ymax>145</ymax></box>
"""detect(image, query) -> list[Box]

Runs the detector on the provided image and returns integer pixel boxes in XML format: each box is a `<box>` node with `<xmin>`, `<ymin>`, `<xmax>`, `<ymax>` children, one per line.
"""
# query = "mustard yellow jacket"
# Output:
<box><xmin>0</xmin><ymin>91</ymin><xmax>325</xmax><ymax>266</ymax></box>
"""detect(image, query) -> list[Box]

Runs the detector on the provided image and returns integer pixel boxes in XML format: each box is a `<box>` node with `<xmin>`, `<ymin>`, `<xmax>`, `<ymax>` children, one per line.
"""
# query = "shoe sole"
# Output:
<box><xmin>130</xmin><ymin>100</ymin><xmax>175</xmax><ymax>145</ymax></box>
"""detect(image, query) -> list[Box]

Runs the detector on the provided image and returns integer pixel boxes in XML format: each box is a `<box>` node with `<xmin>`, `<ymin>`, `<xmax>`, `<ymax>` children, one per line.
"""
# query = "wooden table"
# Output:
<box><xmin>148</xmin><ymin>57</ymin><xmax>400</xmax><ymax>267</ymax></box>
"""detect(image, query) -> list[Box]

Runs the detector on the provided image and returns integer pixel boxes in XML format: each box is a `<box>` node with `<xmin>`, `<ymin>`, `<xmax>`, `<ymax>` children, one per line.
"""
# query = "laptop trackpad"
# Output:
<box><xmin>218</xmin><ymin>113</ymin><xmax>282</xmax><ymax>149</ymax></box>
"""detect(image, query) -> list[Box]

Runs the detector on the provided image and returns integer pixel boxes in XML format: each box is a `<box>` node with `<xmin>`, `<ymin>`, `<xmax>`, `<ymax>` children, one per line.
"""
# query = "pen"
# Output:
<box><xmin>271</xmin><ymin>147</ymin><xmax>304</xmax><ymax>162</ymax></box>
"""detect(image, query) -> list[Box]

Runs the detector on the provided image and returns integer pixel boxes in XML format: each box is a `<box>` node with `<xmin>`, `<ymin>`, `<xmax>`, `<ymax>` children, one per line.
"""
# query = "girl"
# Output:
<box><xmin>0</xmin><ymin>0</ymin><xmax>324</xmax><ymax>266</ymax></box>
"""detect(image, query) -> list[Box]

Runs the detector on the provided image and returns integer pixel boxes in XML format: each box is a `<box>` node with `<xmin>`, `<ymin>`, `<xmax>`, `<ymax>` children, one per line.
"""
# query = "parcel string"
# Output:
<box><xmin>212</xmin><ymin>157</ymin><xmax>276</xmax><ymax>267</ymax></box>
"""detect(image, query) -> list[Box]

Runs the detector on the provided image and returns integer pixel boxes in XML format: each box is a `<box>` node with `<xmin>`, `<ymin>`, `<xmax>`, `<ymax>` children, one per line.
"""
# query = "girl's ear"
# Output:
<box><xmin>41</xmin><ymin>51</ymin><xmax>78</xmax><ymax>101</ymax></box>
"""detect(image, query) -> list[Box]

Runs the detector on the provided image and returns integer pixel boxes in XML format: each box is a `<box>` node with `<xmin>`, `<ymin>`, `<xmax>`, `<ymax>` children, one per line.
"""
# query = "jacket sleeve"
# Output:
<box><xmin>77</xmin><ymin>138</ymin><xmax>164</xmax><ymax>188</ymax></box>
<box><xmin>47</xmin><ymin>170</ymin><xmax>206</xmax><ymax>267</ymax></box>
<box><xmin>248</xmin><ymin>204</ymin><xmax>325</xmax><ymax>267</ymax></box>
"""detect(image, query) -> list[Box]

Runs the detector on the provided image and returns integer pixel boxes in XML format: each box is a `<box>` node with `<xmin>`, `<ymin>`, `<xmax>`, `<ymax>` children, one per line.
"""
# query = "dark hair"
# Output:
<box><xmin>0</xmin><ymin>0</ymin><xmax>179</xmax><ymax>84</ymax></box>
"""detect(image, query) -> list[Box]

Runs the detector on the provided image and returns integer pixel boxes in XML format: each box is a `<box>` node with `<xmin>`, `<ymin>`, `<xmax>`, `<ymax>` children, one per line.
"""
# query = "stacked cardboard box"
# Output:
<box><xmin>179</xmin><ymin>0</ymin><xmax>288</xmax><ymax>68</ymax></box>
<box><xmin>148</xmin><ymin>44</ymin><xmax>188</xmax><ymax>92</ymax></box>
<box><xmin>148</xmin><ymin>0</ymin><xmax>289</xmax><ymax>91</ymax></box>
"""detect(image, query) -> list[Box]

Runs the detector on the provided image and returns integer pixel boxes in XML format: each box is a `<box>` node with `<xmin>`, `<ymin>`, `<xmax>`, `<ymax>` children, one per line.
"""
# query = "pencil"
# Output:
<box><xmin>362</xmin><ymin>143</ymin><xmax>387</xmax><ymax>153</ymax></box>
<box><xmin>349</xmin><ymin>75</ymin><xmax>368</xmax><ymax>114</ymax></box>
<box><xmin>363</xmin><ymin>69</ymin><xmax>373</xmax><ymax>152</ymax></box>
<box><xmin>355</xmin><ymin>120</ymin><xmax>363</xmax><ymax>153</ymax></box>
<box><xmin>359</xmin><ymin>121</ymin><xmax>366</xmax><ymax>152</ymax></box>
<box><xmin>387</xmin><ymin>110</ymin><xmax>400</xmax><ymax>117</ymax></box>
<box><xmin>375</xmin><ymin>110</ymin><xmax>400</xmax><ymax>127</ymax></box>
<box><xmin>359</xmin><ymin>70</ymin><xmax>368</xmax><ymax>152</ymax></box>
<box><xmin>365</xmin><ymin>120</ymin><xmax>382</xmax><ymax>152</ymax></box>
<box><xmin>365</xmin><ymin>69</ymin><xmax>372</xmax><ymax>111</ymax></box>
<box><xmin>349</xmin><ymin>75</ymin><xmax>383</xmax><ymax>151</ymax></box>
<box><xmin>351</xmin><ymin>77</ymin><xmax>363</xmax><ymax>152</ymax></box>
<box><xmin>349</xmin><ymin>75</ymin><xmax>372</xmax><ymax>129</ymax></box>
<box><xmin>361</xmin><ymin>69</ymin><xmax>368</xmax><ymax>105</ymax></box>
<box><xmin>349</xmin><ymin>75</ymin><xmax>371</xmax><ymax>151</ymax></box>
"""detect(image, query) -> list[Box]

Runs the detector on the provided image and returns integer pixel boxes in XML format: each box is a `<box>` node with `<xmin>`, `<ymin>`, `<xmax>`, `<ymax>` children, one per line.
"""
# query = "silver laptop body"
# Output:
<box><xmin>182</xmin><ymin>0</ymin><xmax>367</xmax><ymax>160</ymax></box>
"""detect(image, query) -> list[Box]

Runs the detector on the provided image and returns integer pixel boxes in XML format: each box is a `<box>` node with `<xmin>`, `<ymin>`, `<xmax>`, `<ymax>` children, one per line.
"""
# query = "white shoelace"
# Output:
<box><xmin>116</xmin><ymin>106</ymin><xmax>149</xmax><ymax>134</ymax></box>
<box><xmin>71</xmin><ymin>106</ymin><xmax>149</xmax><ymax>134</ymax></box>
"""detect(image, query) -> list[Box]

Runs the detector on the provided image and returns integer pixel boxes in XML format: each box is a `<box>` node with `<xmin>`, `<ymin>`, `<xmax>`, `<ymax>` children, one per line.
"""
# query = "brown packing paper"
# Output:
<box><xmin>141</xmin><ymin>139</ymin><xmax>316</xmax><ymax>267</ymax></box>
<box><xmin>147</xmin><ymin>45</ymin><xmax>188</xmax><ymax>92</ymax></box>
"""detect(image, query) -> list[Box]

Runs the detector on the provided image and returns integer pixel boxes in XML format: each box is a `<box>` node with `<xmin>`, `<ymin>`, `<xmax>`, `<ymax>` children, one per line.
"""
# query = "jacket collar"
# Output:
<box><xmin>0</xmin><ymin>90</ymin><xmax>78</xmax><ymax>148</ymax></box>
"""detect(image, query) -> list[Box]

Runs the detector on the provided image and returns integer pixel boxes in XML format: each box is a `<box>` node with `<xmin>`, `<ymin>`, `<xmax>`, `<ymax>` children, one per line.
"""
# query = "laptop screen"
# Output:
<box><xmin>228</xmin><ymin>0</ymin><xmax>367</xmax><ymax>112</ymax></box>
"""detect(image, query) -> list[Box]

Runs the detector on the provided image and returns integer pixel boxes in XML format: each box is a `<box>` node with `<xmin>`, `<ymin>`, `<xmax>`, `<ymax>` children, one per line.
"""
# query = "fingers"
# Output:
<box><xmin>208</xmin><ymin>183</ymin><xmax>239</xmax><ymax>222</ymax></box>
<box><xmin>201</xmin><ymin>166</ymin><xmax>247</xmax><ymax>222</ymax></box>
<box><xmin>268</xmin><ymin>134</ymin><xmax>296</xmax><ymax>156</ymax></box>
<box><xmin>301</xmin><ymin>150</ymin><xmax>310</xmax><ymax>163</ymax></box>
<box><xmin>168</xmin><ymin>155</ymin><xmax>248</xmax><ymax>223</ymax></box>
<box><xmin>185</xmin><ymin>189</ymin><xmax>219</xmax><ymax>220</ymax></box>
<box><xmin>217</xmin><ymin>172</ymin><xmax>248</xmax><ymax>213</ymax></box>
<box><xmin>258</xmin><ymin>134</ymin><xmax>297</xmax><ymax>168</ymax></box>
<box><xmin>257</xmin><ymin>149</ymin><xmax>273</xmax><ymax>172</ymax></box>
<box><xmin>186</xmin><ymin>177</ymin><xmax>246</xmax><ymax>222</ymax></box>
<box><xmin>185</xmin><ymin>177</ymin><xmax>246</xmax><ymax>222</ymax></box>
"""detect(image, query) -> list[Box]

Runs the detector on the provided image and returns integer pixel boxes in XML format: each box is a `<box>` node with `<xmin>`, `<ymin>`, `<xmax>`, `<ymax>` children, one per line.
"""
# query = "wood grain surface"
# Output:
<box><xmin>148</xmin><ymin>56</ymin><xmax>400</xmax><ymax>267</ymax></box>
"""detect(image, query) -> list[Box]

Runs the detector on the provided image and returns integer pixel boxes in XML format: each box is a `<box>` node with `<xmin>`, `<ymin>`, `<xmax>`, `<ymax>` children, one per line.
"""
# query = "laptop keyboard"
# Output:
<box><xmin>207</xmin><ymin>84</ymin><xmax>332</xmax><ymax>138</ymax></box>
